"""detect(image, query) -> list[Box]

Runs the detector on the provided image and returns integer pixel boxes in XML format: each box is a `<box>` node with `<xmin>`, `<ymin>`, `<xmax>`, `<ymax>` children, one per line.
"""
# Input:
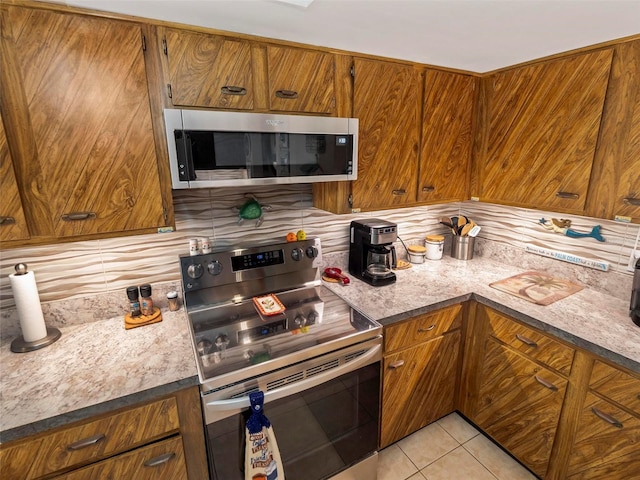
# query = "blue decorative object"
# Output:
<box><xmin>539</xmin><ymin>218</ymin><xmax>605</xmax><ymax>242</ymax></box>
<box><xmin>246</xmin><ymin>391</ymin><xmax>271</xmax><ymax>434</ymax></box>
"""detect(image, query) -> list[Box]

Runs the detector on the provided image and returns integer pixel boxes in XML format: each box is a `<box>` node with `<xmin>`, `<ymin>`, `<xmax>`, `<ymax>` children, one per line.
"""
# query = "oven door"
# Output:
<box><xmin>203</xmin><ymin>338</ymin><xmax>381</xmax><ymax>480</ymax></box>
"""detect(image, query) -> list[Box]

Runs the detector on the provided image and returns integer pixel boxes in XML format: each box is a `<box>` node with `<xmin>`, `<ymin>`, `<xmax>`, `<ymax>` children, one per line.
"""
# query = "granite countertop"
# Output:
<box><xmin>0</xmin><ymin>308</ymin><xmax>199</xmax><ymax>443</ymax></box>
<box><xmin>2</xmin><ymin>255</ymin><xmax>639</xmax><ymax>445</ymax></box>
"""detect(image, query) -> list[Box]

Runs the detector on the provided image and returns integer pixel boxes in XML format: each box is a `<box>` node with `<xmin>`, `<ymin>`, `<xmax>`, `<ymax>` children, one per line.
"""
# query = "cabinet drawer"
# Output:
<box><xmin>590</xmin><ymin>360</ymin><xmax>640</xmax><ymax>415</ymax></box>
<box><xmin>486</xmin><ymin>308</ymin><xmax>575</xmax><ymax>375</ymax></box>
<box><xmin>0</xmin><ymin>397</ymin><xmax>180</xmax><ymax>480</ymax></box>
<box><xmin>567</xmin><ymin>392</ymin><xmax>640</xmax><ymax>479</ymax></box>
<box><xmin>384</xmin><ymin>304</ymin><xmax>462</xmax><ymax>352</ymax></box>
<box><xmin>55</xmin><ymin>436</ymin><xmax>187</xmax><ymax>480</ymax></box>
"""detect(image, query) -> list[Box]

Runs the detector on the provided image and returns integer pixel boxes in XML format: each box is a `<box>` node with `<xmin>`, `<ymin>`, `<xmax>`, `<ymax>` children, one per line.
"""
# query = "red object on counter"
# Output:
<box><xmin>323</xmin><ymin>267</ymin><xmax>350</xmax><ymax>285</ymax></box>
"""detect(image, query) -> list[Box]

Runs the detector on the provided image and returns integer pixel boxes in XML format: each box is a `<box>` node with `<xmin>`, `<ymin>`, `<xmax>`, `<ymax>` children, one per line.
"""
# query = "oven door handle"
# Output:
<box><xmin>204</xmin><ymin>343</ymin><xmax>381</xmax><ymax>412</ymax></box>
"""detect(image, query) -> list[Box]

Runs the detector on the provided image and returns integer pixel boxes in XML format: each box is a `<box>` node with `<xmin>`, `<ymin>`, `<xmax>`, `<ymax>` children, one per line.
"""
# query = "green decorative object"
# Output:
<box><xmin>232</xmin><ymin>194</ymin><xmax>272</xmax><ymax>227</ymax></box>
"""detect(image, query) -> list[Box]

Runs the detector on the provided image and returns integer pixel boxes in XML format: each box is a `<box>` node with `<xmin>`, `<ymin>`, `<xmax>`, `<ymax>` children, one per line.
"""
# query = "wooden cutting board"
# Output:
<box><xmin>489</xmin><ymin>271</ymin><xmax>583</xmax><ymax>306</ymax></box>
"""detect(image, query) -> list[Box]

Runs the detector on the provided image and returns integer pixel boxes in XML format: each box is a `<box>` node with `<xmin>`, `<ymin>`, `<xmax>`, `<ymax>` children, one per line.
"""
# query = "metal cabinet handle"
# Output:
<box><xmin>623</xmin><ymin>197</ymin><xmax>640</xmax><ymax>206</ymax></box>
<box><xmin>556</xmin><ymin>191</ymin><xmax>580</xmax><ymax>199</ymax></box>
<box><xmin>275</xmin><ymin>89</ymin><xmax>298</xmax><ymax>99</ymax></box>
<box><xmin>515</xmin><ymin>333</ymin><xmax>538</xmax><ymax>348</ymax></box>
<box><xmin>421</xmin><ymin>186</ymin><xmax>435</xmax><ymax>193</ymax></box>
<box><xmin>591</xmin><ymin>407</ymin><xmax>623</xmax><ymax>428</ymax></box>
<box><xmin>418</xmin><ymin>324</ymin><xmax>436</xmax><ymax>332</ymax></box>
<box><xmin>534</xmin><ymin>375</ymin><xmax>558</xmax><ymax>391</ymax></box>
<box><xmin>392</xmin><ymin>189</ymin><xmax>406</xmax><ymax>196</ymax></box>
<box><xmin>221</xmin><ymin>85</ymin><xmax>247</xmax><ymax>96</ymax></box>
<box><xmin>388</xmin><ymin>360</ymin><xmax>405</xmax><ymax>369</ymax></box>
<box><xmin>67</xmin><ymin>433</ymin><xmax>106</xmax><ymax>451</ymax></box>
<box><xmin>0</xmin><ymin>216</ymin><xmax>16</xmax><ymax>225</ymax></box>
<box><xmin>61</xmin><ymin>212</ymin><xmax>96</xmax><ymax>221</ymax></box>
<box><xmin>143</xmin><ymin>452</ymin><xmax>176</xmax><ymax>467</ymax></box>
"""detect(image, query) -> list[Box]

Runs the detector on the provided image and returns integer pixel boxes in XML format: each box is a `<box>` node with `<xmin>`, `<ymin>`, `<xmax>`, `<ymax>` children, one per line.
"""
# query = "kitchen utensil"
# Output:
<box><xmin>439</xmin><ymin>216</ymin><xmax>454</xmax><ymax>229</ymax></box>
<box><xmin>468</xmin><ymin>225</ymin><xmax>481</xmax><ymax>237</ymax></box>
<box><xmin>323</xmin><ymin>267</ymin><xmax>350</xmax><ymax>285</ymax></box>
<box><xmin>460</xmin><ymin>223</ymin><xmax>473</xmax><ymax>236</ymax></box>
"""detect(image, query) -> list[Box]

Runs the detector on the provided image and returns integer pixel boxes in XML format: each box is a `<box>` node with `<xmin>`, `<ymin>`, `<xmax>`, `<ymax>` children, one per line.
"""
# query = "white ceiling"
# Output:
<box><xmin>63</xmin><ymin>0</ymin><xmax>640</xmax><ymax>72</ymax></box>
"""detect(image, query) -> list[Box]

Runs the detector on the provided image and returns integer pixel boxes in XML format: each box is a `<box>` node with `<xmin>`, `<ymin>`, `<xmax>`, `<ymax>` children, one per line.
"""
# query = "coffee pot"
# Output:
<box><xmin>366</xmin><ymin>245</ymin><xmax>397</xmax><ymax>277</ymax></box>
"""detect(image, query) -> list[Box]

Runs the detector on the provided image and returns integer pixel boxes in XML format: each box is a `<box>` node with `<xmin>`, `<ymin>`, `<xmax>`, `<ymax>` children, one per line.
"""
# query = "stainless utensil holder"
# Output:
<box><xmin>451</xmin><ymin>236</ymin><xmax>475</xmax><ymax>260</ymax></box>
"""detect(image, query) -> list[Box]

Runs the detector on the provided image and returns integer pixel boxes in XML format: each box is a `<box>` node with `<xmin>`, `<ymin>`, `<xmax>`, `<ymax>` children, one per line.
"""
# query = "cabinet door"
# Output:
<box><xmin>163</xmin><ymin>27</ymin><xmax>254</xmax><ymax>109</ymax></box>
<box><xmin>566</xmin><ymin>392</ymin><xmax>640</xmax><ymax>479</ymax></box>
<box><xmin>418</xmin><ymin>70</ymin><xmax>475</xmax><ymax>203</ymax></box>
<box><xmin>351</xmin><ymin>59</ymin><xmax>421</xmax><ymax>210</ymax></box>
<box><xmin>475</xmin><ymin>49</ymin><xmax>613</xmax><ymax>213</ymax></box>
<box><xmin>266</xmin><ymin>45</ymin><xmax>335</xmax><ymax>113</ymax></box>
<box><xmin>0</xmin><ymin>113</ymin><xmax>30</xmax><ymax>242</ymax></box>
<box><xmin>1</xmin><ymin>6</ymin><xmax>166</xmax><ymax>238</ymax></box>
<box><xmin>56</xmin><ymin>436</ymin><xmax>188</xmax><ymax>480</ymax></box>
<box><xmin>380</xmin><ymin>330</ymin><xmax>461</xmax><ymax>448</ymax></box>
<box><xmin>473</xmin><ymin>338</ymin><xmax>567</xmax><ymax>478</ymax></box>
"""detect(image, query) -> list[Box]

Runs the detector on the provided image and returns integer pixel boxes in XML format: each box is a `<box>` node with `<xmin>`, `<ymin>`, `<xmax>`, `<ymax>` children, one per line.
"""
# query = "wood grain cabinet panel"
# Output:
<box><xmin>473</xmin><ymin>338</ymin><xmax>567</xmax><ymax>478</ymax></box>
<box><xmin>0</xmin><ymin>6</ymin><xmax>166</xmax><ymax>240</ymax></box>
<box><xmin>419</xmin><ymin>70</ymin><xmax>476</xmax><ymax>203</ymax></box>
<box><xmin>589</xmin><ymin>360</ymin><xmax>640</xmax><ymax>416</ymax></box>
<box><xmin>0</xmin><ymin>113</ymin><xmax>30</xmax><ymax>242</ymax></box>
<box><xmin>162</xmin><ymin>27</ymin><xmax>254</xmax><ymax>109</ymax></box>
<box><xmin>266</xmin><ymin>45</ymin><xmax>335</xmax><ymax>114</ymax></box>
<box><xmin>55</xmin><ymin>436</ymin><xmax>188</xmax><ymax>480</ymax></box>
<box><xmin>566</xmin><ymin>392</ymin><xmax>640</xmax><ymax>479</ymax></box>
<box><xmin>486</xmin><ymin>308</ymin><xmax>575</xmax><ymax>376</ymax></box>
<box><xmin>475</xmin><ymin>49</ymin><xmax>613</xmax><ymax>214</ymax></box>
<box><xmin>381</xmin><ymin>330</ymin><xmax>461</xmax><ymax>448</ymax></box>
<box><xmin>351</xmin><ymin>58</ymin><xmax>421</xmax><ymax>210</ymax></box>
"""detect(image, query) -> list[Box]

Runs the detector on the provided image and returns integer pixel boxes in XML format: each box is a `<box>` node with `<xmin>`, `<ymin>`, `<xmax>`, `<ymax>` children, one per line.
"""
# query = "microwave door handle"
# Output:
<box><xmin>204</xmin><ymin>343</ymin><xmax>381</xmax><ymax>412</ymax></box>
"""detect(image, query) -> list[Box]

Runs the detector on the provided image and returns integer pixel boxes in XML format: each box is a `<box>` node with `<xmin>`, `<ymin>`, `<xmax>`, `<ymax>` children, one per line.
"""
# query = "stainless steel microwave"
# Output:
<box><xmin>163</xmin><ymin>109</ymin><xmax>358</xmax><ymax>189</ymax></box>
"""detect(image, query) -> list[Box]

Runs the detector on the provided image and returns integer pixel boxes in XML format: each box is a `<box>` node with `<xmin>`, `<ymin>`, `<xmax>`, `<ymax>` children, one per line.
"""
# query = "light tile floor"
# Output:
<box><xmin>377</xmin><ymin>413</ymin><xmax>538</xmax><ymax>480</ymax></box>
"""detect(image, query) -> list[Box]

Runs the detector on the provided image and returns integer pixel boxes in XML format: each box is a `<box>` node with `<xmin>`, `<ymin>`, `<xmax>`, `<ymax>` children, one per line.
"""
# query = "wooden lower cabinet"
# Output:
<box><xmin>380</xmin><ymin>304</ymin><xmax>464</xmax><ymax>448</ymax></box>
<box><xmin>0</xmin><ymin>387</ymin><xmax>207</xmax><ymax>480</ymax></box>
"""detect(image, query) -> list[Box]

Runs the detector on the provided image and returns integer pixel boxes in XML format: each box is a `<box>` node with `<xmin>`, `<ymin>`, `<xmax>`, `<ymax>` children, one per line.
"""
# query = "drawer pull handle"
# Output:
<box><xmin>392</xmin><ymin>189</ymin><xmax>406</xmax><ymax>196</ymax></box>
<box><xmin>515</xmin><ymin>334</ymin><xmax>538</xmax><ymax>348</ymax></box>
<box><xmin>623</xmin><ymin>197</ymin><xmax>640</xmax><ymax>206</ymax></box>
<box><xmin>556</xmin><ymin>191</ymin><xmax>580</xmax><ymax>200</ymax></box>
<box><xmin>389</xmin><ymin>360</ymin><xmax>405</xmax><ymax>369</ymax></box>
<box><xmin>534</xmin><ymin>375</ymin><xmax>558</xmax><ymax>391</ymax></box>
<box><xmin>422</xmin><ymin>185</ymin><xmax>435</xmax><ymax>193</ymax></box>
<box><xmin>144</xmin><ymin>452</ymin><xmax>176</xmax><ymax>467</ymax></box>
<box><xmin>418</xmin><ymin>324</ymin><xmax>436</xmax><ymax>332</ymax></box>
<box><xmin>221</xmin><ymin>85</ymin><xmax>247</xmax><ymax>96</ymax></box>
<box><xmin>0</xmin><ymin>216</ymin><xmax>16</xmax><ymax>225</ymax></box>
<box><xmin>67</xmin><ymin>433</ymin><xmax>106</xmax><ymax>450</ymax></box>
<box><xmin>591</xmin><ymin>407</ymin><xmax>623</xmax><ymax>428</ymax></box>
<box><xmin>61</xmin><ymin>212</ymin><xmax>96</xmax><ymax>221</ymax></box>
<box><xmin>275</xmin><ymin>89</ymin><xmax>298</xmax><ymax>99</ymax></box>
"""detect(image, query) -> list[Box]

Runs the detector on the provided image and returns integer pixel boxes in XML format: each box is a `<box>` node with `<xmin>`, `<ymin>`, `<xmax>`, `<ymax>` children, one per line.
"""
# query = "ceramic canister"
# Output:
<box><xmin>425</xmin><ymin>234</ymin><xmax>445</xmax><ymax>260</ymax></box>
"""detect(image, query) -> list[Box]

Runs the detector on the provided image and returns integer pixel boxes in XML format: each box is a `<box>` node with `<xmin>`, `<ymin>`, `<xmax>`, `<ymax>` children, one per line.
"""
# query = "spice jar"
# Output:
<box><xmin>126</xmin><ymin>286</ymin><xmax>141</xmax><ymax>317</ymax></box>
<box><xmin>167</xmin><ymin>291</ymin><xmax>180</xmax><ymax>311</ymax></box>
<box><xmin>425</xmin><ymin>234</ymin><xmax>445</xmax><ymax>260</ymax></box>
<box><xmin>407</xmin><ymin>245</ymin><xmax>426</xmax><ymax>264</ymax></box>
<box><xmin>140</xmin><ymin>284</ymin><xmax>154</xmax><ymax>316</ymax></box>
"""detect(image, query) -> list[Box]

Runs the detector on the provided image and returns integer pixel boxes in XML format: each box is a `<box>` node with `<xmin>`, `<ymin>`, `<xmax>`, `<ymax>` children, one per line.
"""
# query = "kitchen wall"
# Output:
<box><xmin>1</xmin><ymin>185</ymin><xmax>638</xmax><ymax>341</ymax></box>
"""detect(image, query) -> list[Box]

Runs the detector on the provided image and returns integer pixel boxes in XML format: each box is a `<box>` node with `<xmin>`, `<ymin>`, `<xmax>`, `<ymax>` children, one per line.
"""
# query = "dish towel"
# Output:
<box><xmin>245</xmin><ymin>391</ymin><xmax>285</xmax><ymax>480</ymax></box>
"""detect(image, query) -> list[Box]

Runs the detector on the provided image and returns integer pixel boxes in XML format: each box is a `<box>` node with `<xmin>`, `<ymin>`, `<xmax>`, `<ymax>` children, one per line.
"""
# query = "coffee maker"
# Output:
<box><xmin>349</xmin><ymin>219</ymin><xmax>397</xmax><ymax>286</ymax></box>
<box><xmin>631</xmin><ymin>257</ymin><xmax>640</xmax><ymax>327</ymax></box>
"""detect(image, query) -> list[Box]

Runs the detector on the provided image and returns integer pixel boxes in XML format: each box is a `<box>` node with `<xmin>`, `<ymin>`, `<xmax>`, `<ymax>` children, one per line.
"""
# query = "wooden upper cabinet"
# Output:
<box><xmin>266</xmin><ymin>45</ymin><xmax>335</xmax><ymax>113</ymax></box>
<box><xmin>351</xmin><ymin>58</ymin><xmax>421</xmax><ymax>210</ymax></box>
<box><xmin>419</xmin><ymin>70</ymin><xmax>476</xmax><ymax>203</ymax></box>
<box><xmin>1</xmin><ymin>6</ymin><xmax>166</xmax><ymax>239</ymax></box>
<box><xmin>474</xmin><ymin>49</ymin><xmax>613</xmax><ymax>214</ymax></box>
<box><xmin>162</xmin><ymin>27</ymin><xmax>254</xmax><ymax>109</ymax></box>
<box><xmin>0</xmin><ymin>114</ymin><xmax>30</xmax><ymax>242</ymax></box>
<box><xmin>587</xmin><ymin>40</ymin><xmax>640</xmax><ymax>223</ymax></box>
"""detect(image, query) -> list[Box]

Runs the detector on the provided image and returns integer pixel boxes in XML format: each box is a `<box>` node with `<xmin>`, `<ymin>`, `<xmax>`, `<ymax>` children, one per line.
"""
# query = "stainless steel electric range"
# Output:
<box><xmin>179</xmin><ymin>237</ymin><xmax>382</xmax><ymax>480</ymax></box>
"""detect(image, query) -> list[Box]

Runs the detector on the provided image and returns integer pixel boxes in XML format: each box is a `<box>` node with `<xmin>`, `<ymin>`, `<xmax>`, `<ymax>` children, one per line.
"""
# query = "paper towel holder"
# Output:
<box><xmin>10</xmin><ymin>263</ymin><xmax>62</xmax><ymax>353</ymax></box>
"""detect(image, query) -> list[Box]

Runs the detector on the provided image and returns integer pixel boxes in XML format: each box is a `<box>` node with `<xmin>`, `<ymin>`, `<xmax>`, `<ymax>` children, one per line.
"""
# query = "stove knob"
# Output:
<box><xmin>305</xmin><ymin>246</ymin><xmax>318</xmax><ymax>258</ymax></box>
<box><xmin>291</xmin><ymin>248</ymin><xmax>303</xmax><ymax>261</ymax></box>
<box><xmin>207</xmin><ymin>260</ymin><xmax>223</xmax><ymax>276</ymax></box>
<box><xmin>307</xmin><ymin>310</ymin><xmax>319</xmax><ymax>325</ymax></box>
<box><xmin>187</xmin><ymin>263</ymin><xmax>203</xmax><ymax>279</ymax></box>
<box><xmin>294</xmin><ymin>314</ymin><xmax>307</xmax><ymax>327</ymax></box>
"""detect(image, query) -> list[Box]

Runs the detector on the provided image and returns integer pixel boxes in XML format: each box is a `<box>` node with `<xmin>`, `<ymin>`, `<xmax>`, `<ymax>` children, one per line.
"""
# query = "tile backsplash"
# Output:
<box><xmin>1</xmin><ymin>185</ymin><xmax>638</xmax><ymax>340</ymax></box>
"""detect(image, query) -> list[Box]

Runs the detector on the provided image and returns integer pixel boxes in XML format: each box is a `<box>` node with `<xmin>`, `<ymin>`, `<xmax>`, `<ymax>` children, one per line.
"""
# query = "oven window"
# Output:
<box><xmin>206</xmin><ymin>362</ymin><xmax>380</xmax><ymax>480</ymax></box>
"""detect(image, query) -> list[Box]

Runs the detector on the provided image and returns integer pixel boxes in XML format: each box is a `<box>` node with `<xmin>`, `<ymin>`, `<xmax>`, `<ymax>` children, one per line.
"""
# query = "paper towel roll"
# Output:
<box><xmin>10</xmin><ymin>271</ymin><xmax>47</xmax><ymax>342</ymax></box>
